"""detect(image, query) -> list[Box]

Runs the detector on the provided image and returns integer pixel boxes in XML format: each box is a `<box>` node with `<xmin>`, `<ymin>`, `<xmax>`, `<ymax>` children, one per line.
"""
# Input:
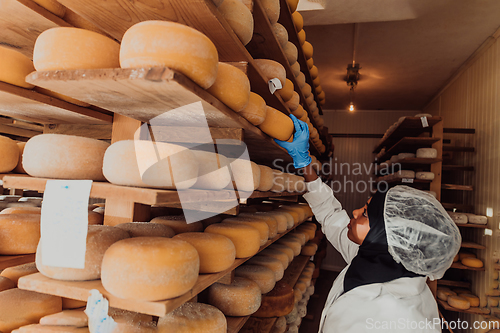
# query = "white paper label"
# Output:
<box><xmin>420</xmin><ymin>116</ymin><xmax>429</xmax><ymax>128</ymax></box>
<box><xmin>268</xmin><ymin>78</ymin><xmax>283</xmax><ymax>94</ymax></box>
<box><xmin>401</xmin><ymin>178</ymin><xmax>414</xmax><ymax>183</ymax></box>
<box><xmin>85</xmin><ymin>289</ymin><xmax>117</xmax><ymax>333</ymax></box>
<box><xmin>41</xmin><ymin>180</ymin><xmax>92</xmax><ymax>269</ymax></box>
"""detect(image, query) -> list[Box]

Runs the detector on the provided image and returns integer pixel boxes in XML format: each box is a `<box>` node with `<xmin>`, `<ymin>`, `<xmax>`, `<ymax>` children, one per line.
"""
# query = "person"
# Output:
<box><xmin>275</xmin><ymin>115</ymin><xmax>461</xmax><ymax>333</ymax></box>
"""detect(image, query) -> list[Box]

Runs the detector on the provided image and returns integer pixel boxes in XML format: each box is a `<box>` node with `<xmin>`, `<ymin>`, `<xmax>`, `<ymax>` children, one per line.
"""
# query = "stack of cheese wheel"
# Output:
<box><xmin>208</xmin><ymin>277</ymin><xmax>262</xmax><ymax>316</ymax></box>
<box><xmin>216</xmin><ymin>0</ymin><xmax>254</xmax><ymax>45</ymax></box>
<box><xmin>103</xmin><ymin>140</ymin><xmax>199</xmax><ymax>189</ymax></box>
<box><xmin>238</xmin><ymin>212</ymin><xmax>278</xmax><ymax>238</ymax></box>
<box><xmin>222</xmin><ymin>216</ymin><xmax>270</xmax><ymax>246</ymax></box>
<box><xmin>158</xmin><ymin>302</ymin><xmax>227</xmax><ymax>333</ymax></box>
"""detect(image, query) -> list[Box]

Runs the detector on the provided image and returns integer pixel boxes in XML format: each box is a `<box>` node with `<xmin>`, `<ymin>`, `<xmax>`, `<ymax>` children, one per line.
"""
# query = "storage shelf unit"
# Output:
<box><xmin>450</xmin><ymin>262</ymin><xmax>485</xmax><ymax>271</ymax></box>
<box><xmin>437</xmin><ymin>299</ymin><xmax>490</xmax><ymax>315</ymax></box>
<box><xmin>376</xmin><ymin>137</ymin><xmax>440</xmax><ymax>163</ymax></box>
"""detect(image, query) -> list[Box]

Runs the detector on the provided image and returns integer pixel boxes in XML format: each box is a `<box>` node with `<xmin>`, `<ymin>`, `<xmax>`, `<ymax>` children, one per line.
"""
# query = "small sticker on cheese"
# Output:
<box><xmin>85</xmin><ymin>289</ymin><xmax>117</xmax><ymax>333</ymax></box>
<box><xmin>401</xmin><ymin>178</ymin><xmax>414</xmax><ymax>183</ymax></box>
<box><xmin>269</xmin><ymin>78</ymin><xmax>283</xmax><ymax>94</ymax></box>
<box><xmin>41</xmin><ymin>180</ymin><xmax>92</xmax><ymax>269</ymax></box>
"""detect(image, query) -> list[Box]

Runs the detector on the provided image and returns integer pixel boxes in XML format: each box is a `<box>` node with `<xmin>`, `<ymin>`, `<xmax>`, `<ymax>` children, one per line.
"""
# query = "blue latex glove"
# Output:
<box><xmin>274</xmin><ymin>114</ymin><xmax>312</xmax><ymax>169</ymax></box>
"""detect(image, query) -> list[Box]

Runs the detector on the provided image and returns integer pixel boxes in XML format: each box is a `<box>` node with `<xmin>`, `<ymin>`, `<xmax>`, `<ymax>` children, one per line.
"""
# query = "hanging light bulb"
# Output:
<box><xmin>349</xmin><ymin>102</ymin><xmax>355</xmax><ymax>112</ymax></box>
<box><xmin>348</xmin><ymin>86</ymin><xmax>355</xmax><ymax>112</ymax></box>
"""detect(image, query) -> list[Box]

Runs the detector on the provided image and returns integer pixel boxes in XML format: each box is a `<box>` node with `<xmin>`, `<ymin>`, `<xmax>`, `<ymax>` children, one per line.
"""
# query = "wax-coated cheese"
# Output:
<box><xmin>101</xmin><ymin>237</ymin><xmax>199</xmax><ymax>301</ymax></box>
<box><xmin>39</xmin><ymin>310</ymin><xmax>87</xmax><ymax>327</ymax></box>
<box><xmin>115</xmin><ymin>222</ymin><xmax>175</xmax><ymax>238</ymax></box>
<box><xmin>302</xmin><ymin>42</ymin><xmax>313</xmax><ymax>59</ymax></box>
<box><xmin>313</xmin><ymin>76</ymin><xmax>321</xmax><ymax>87</ymax></box>
<box><xmin>120</xmin><ymin>21</ymin><xmax>218</xmax><ymax>89</ymax></box>
<box><xmin>272</xmin><ymin>23</ymin><xmax>288</xmax><ymax>48</ymax></box>
<box><xmin>287</xmin><ymin>233</ymin><xmax>306</xmax><ymax>246</ymax></box>
<box><xmin>292</xmin><ymin>12</ymin><xmax>303</xmax><ymax>31</ymax></box>
<box><xmin>32</xmin><ymin>0</ymin><xmax>66</xmax><ymax>17</ymax></box>
<box><xmin>297</xmin><ymin>29</ymin><xmax>306</xmax><ymax>45</ymax></box>
<box><xmin>34</xmin><ymin>28</ymin><xmax>119</xmax><ymax>71</ymax></box>
<box><xmin>207</xmin><ymin>62</ymin><xmax>250</xmax><ymax>112</ymax></box>
<box><xmin>261</xmin><ymin>0</ymin><xmax>280</xmax><ymax>24</ymax></box>
<box><xmin>1</xmin><ymin>262</ymin><xmax>38</xmax><ymax>285</ymax></box>
<box><xmin>158</xmin><ymin>302</ymin><xmax>226</xmax><ymax>333</ymax></box>
<box><xmin>13</xmin><ymin>142</ymin><xmax>27</xmax><ymax>174</ymax></box>
<box><xmin>317</xmin><ymin>90</ymin><xmax>325</xmax><ymax>100</ymax></box>
<box><xmin>24</xmin><ymin>134</ymin><xmax>108</xmax><ymax>181</ymax></box>
<box><xmin>259</xmin><ymin>212</ymin><xmax>288</xmax><ymax>233</ymax></box>
<box><xmin>465</xmin><ymin>214</ymin><xmax>488</xmax><ymax>225</ymax></box>
<box><xmin>228</xmin><ymin>159</ymin><xmax>260</xmax><ymax>192</ymax></box>
<box><xmin>103</xmin><ymin>140</ymin><xmax>199</xmax><ymax>189</ymax></box>
<box><xmin>252</xmin><ymin>281</ymin><xmax>294</xmax><ymax>317</ymax></box>
<box><xmin>205</xmin><ymin>222</ymin><xmax>261</xmax><ymax>258</ymax></box>
<box><xmin>254</xmin><ymin>59</ymin><xmax>286</xmax><ymax>87</ymax></box>
<box><xmin>0</xmin><ymin>288</ymin><xmax>62</xmax><ymax>333</ymax></box>
<box><xmin>285</xmin><ymin>92</ymin><xmax>300</xmax><ymax>111</ymax></box>
<box><xmin>301</xmin><ymin>83</ymin><xmax>312</xmax><ymax>98</ymax></box>
<box><xmin>192</xmin><ymin>151</ymin><xmax>232</xmax><ymax>190</ymax></box>
<box><xmin>295</xmin><ymin>72</ymin><xmax>306</xmax><ymax>88</ymax></box>
<box><xmin>208</xmin><ymin>277</ymin><xmax>262</xmax><ymax>316</ymax></box>
<box><xmin>278</xmin><ymin>79</ymin><xmax>294</xmax><ymax>102</ymax></box>
<box><xmin>461</xmin><ymin>257</ymin><xmax>483</xmax><ymax>268</ymax></box>
<box><xmin>223</xmin><ymin>218</ymin><xmax>269</xmax><ymax>245</ymax></box>
<box><xmin>257</xmin><ymin>165</ymin><xmax>274</xmax><ymax>191</ymax></box>
<box><xmin>36</xmin><ymin>225</ymin><xmax>130</xmax><ymax>281</ymax></box>
<box><xmin>0</xmin><ymin>214</ymin><xmax>40</xmax><ymax>255</ymax></box>
<box><xmin>268</xmin><ymin>244</ymin><xmax>294</xmax><ymax>263</ymax></box>
<box><xmin>0</xmin><ymin>276</ymin><xmax>16</xmax><ymax>292</ymax></box>
<box><xmin>258</xmin><ymin>107</ymin><xmax>294</xmax><ymax>141</ymax></box>
<box><xmin>150</xmin><ymin>215</ymin><xmax>203</xmax><ymax>234</ymax></box>
<box><xmin>447</xmin><ymin>295</ymin><xmax>470</xmax><ymax>310</ymax></box>
<box><xmin>284</xmin><ymin>42</ymin><xmax>298</xmax><ymax>64</ymax></box>
<box><xmin>218</xmin><ymin>0</ymin><xmax>254</xmax><ymax>45</ymax></box>
<box><xmin>0</xmin><ymin>47</ymin><xmax>35</xmax><ymax>89</ymax></box>
<box><xmin>239</xmin><ymin>92</ymin><xmax>267</xmax><ymax>125</ymax></box>
<box><xmin>235</xmin><ymin>265</ymin><xmax>276</xmax><ymax>294</ymax></box>
<box><xmin>0</xmin><ymin>135</ymin><xmax>20</xmax><ymax>174</ymax></box>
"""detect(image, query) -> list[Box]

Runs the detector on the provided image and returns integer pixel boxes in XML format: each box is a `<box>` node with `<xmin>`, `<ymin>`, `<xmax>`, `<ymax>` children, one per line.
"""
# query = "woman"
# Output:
<box><xmin>275</xmin><ymin>115</ymin><xmax>461</xmax><ymax>333</ymax></box>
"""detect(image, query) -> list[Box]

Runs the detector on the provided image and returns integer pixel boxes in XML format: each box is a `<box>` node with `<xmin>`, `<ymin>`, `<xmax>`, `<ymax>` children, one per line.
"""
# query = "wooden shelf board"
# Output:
<box><xmin>398</xmin><ymin>157</ymin><xmax>442</xmax><ymax>165</ymax></box>
<box><xmin>227</xmin><ymin>316</ymin><xmax>252</xmax><ymax>333</ymax></box>
<box><xmin>442</xmin><ymin>165</ymin><xmax>474</xmax><ymax>171</ymax></box>
<box><xmin>441</xmin><ymin>184</ymin><xmax>474</xmax><ymax>191</ymax></box>
<box><xmin>450</xmin><ymin>262</ymin><xmax>485</xmax><ymax>271</ymax></box>
<box><xmin>18</xmin><ymin>220</ymin><xmax>308</xmax><ymax>317</ymax></box>
<box><xmin>441</xmin><ymin>203</ymin><xmax>475</xmax><ymax>212</ymax></box>
<box><xmin>461</xmin><ymin>241</ymin><xmax>486</xmax><ymax>250</ymax></box>
<box><xmin>443</xmin><ymin>146</ymin><xmax>475</xmax><ymax>152</ymax></box>
<box><xmin>0</xmin><ymin>254</ymin><xmax>35</xmax><ymax>270</ymax></box>
<box><xmin>376</xmin><ymin>137</ymin><xmax>440</xmax><ymax>162</ymax></box>
<box><xmin>373</xmin><ymin>117</ymin><xmax>442</xmax><ymax>153</ymax></box>
<box><xmin>437</xmin><ymin>280</ymin><xmax>471</xmax><ymax>289</ymax></box>
<box><xmin>437</xmin><ymin>299</ymin><xmax>490</xmax><ymax>315</ymax></box>
<box><xmin>455</xmin><ymin>223</ymin><xmax>487</xmax><ymax>229</ymax></box>
<box><xmin>240</xmin><ymin>317</ymin><xmax>277</xmax><ymax>333</ymax></box>
<box><xmin>443</xmin><ymin>128</ymin><xmax>475</xmax><ymax>134</ymax></box>
<box><xmin>3</xmin><ymin>175</ymin><xmax>305</xmax><ymax>207</ymax></box>
<box><xmin>25</xmin><ymin>67</ymin><xmax>292</xmax><ymax>164</ymax></box>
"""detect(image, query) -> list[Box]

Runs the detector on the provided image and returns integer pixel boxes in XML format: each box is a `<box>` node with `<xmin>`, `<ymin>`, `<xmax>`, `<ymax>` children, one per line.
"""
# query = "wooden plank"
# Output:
<box><xmin>0</xmin><ymin>82</ymin><xmax>112</xmax><ymax>124</ymax></box>
<box><xmin>18</xmin><ymin>220</ymin><xmax>308</xmax><ymax>316</ymax></box>
<box><xmin>0</xmin><ymin>254</ymin><xmax>35</xmax><ymax>270</ymax></box>
<box><xmin>450</xmin><ymin>262</ymin><xmax>485</xmax><ymax>271</ymax></box>
<box><xmin>0</xmin><ymin>0</ymin><xmax>68</xmax><ymax>58</ymax></box>
<box><xmin>376</xmin><ymin>137</ymin><xmax>440</xmax><ymax>163</ymax></box>
<box><xmin>54</xmin><ymin>0</ymin><xmax>247</xmax><ymax>62</ymax></box>
<box><xmin>437</xmin><ymin>280</ymin><xmax>471</xmax><ymax>289</ymax></box>
<box><xmin>442</xmin><ymin>165</ymin><xmax>474</xmax><ymax>171</ymax></box>
<box><xmin>43</xmin><ymin>124</ymin><xmax>112</xmax><ymax>140</ymax></box>
<box><xmin>227</xmin><ymin>317</ymin><xmax>252</xmax><ymax>333</ymax></box>
<box><xmin>441</xmin><ymin>184</ymin><xmax>474</xmax><ymax>191</ymax></box>
<box><xmin>461</xmin><ymin>241</ymin><xmax>486</xmax><ymax>250</ymax></box>
<box><xmin>145</xmin><ymin>126</ymin><xmax>243</xmax><ymax>144</ymax></box>
<box><xmin>443</xmin><ymin>146</ymin><xmax>475</xmax><ymax>152</ymax></box>
<box><xmin>443</xmin><ymin>128</ymin><xmax>475</xmax><ymax>134</ymax></box>
<box><xmin>0</xmin><ymin>124</ymin><xmax>40</xmax><ymax>138</ymax></box>
<box><xmin>430</xmin><ymin>120</ymin><xmax>443</xmax><ymax>201</ymax></box>
<box><xmin>281</xmin><ymin>255</ymin><xmax>311</xmax><ymax>288</ymax></box>
<box><xmin>25</xmin><ymin>67</ymin><xmax>291</xmax><ymax>163</ymax></box>
<box><xmin>437</xmin><ymin>299</ymin><xmax>490</xmax><ymax>315</ymax></box>
<box><xmin>240</xmin><ymin>318</ymin><xmax>277</xmax><ymax>333</ymax></box>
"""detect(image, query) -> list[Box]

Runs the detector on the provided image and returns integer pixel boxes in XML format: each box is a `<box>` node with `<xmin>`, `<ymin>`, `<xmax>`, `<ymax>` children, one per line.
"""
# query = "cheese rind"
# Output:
<box><xmin>204</xmin><ymin>222</ymin><xmax>261</xmax><ymax>258</ymax></box>
<box><xmin>218</xmin><ymin>0</ymin><xmax>254</xmax><ymax>45</ymax></box>
<box><xmin>272</xmin><ymin>23</ymin><xmax>288</xmax><ymax>48</ymax></box>
<box><xmin>254</xmin><ymin>59</ymin><xmax>286</xmax><ymax>87</ymax></box>
<box><xmin>0</xmin><ymin>214</ymin><xmax>40</xmax><ymax>255</ymax></box>
<box><xmin>292</xmin><ymin>12</ymin><xmax>303</xmax><ymax>31</ymax></box>
<box><xmin>0</xmin><ymin>262</ymin><xmax>38</xmax><ymax>284</ymax></box>
<box><xmin>115</xmin><ymin>222</ymin><xmax>175</xmax><ymax>238</ymax></box>
<box><xmin>207</xmin><ymin>62</ymin><xmax>250</xmax><ymax>112</ymax></box>
<box><xmin>261</xmin><ymin>0</ymin><xmax>280</xmax><ymax>24</ymax></box>
<box><xmin>192</xmin><ymin>151</ymin><xmax>232</xmax><ymax>190</ymax></box>
<box><xmin>0</xmin><ymin>276</ymin><xmax>16</xmax><ymax>292</ymax></box>
<box><xmin>447</xmin><ymin>295</ymin><xmax>470</xmax><ymax>310</ymax></box>
<box><xmin>258</xmin><ymin>107</ymin><xmax>294</xmax><ymax>141</ymax></box>
<box><xmin>458</xmin><ymin>293</ymin><xmax>479</xmax><ymax>307</ymax></box>
<box><xmin>150</xmin><ymin>215</ymin><xmax>203</xmax><ymax>234</ymax></box>
<box><xmin>257</xmin><ymin>165</ymin><xmax>274</xmax><ymax>191</ymax></box>
<box><xmin>247</xmin><ymin>256</ymin><xmax>284</xmax><ymax>281</ymax></box>
<box><xmin>252</xmin><ymin>281</ymin><xmax>294</xmax><ymax>317</ymax></box>
<box><xmin>228</xmin><ymin>159</ymin><xmax>260</xmax><ymax>192</ymax></box>
<box><xmin>158</xmin><ymin>302</ymin><xmax>227</xmax><ymax>333</ymax></box>
<box><xmin>235</xmin><ymin>264</ymin><xmax>276</xmax><ymax>294</ymax></box>
<box><xmin>302</xmin><ymin>42</ymin><xmax>313</xmax><ymax>59</ymax></box>
<box><xmin>461</xmin><ymin>257</ymin><xmax>483</xmax><ymax>268</ymax></box>
<box><xmin>285</xmin><ymin>92</ymin><xmax>300</xmax><ymax>111</ymax></box>
<box><xmin>208</xmin><ymin>277</ymin><xmax>262</xmax><ymax>316</ymax></box>
<box><xmin>0</xmin><ymin>47</ymin><xmax>35</xmax><ymax>89</ymax></box>
<box><xmin>416</xmin><ymin>148</ymin><xmax>437</xmax><ymax>158</ymax></box>
<box><xmin>278</xmin><ymin>79</ymin><xmax>294</xmax><ymax>102</ymax></box>
<box><xmin>39</xmin><ymin>310</ymin><xmax>87</xmax><ymax>327</ymax></box>
<box><xmin>284</xmin><ymin>42</ymin><xmax>298</xmax><ymax>64</ymax></box>
<box><xmin>239</xmin><ymin>92</ymin><xmax>267</xmax><ymax>125</ymax></box>
<box><xmin>0</xmin><ymin>135</ymin><xmax>20</xmax><ymax>173</ymax></box>
<box><xmin>120</xmin><ymin>21</ymin><xmax>218</xmax><ymax>89</ymax></box>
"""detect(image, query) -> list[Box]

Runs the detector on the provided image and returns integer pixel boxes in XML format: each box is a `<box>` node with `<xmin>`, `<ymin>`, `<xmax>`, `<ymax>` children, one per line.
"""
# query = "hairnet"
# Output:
<box><xmin>383</xmin><ymin>185</ymin><xmax>461</xmax><ymax>280</ymax></box>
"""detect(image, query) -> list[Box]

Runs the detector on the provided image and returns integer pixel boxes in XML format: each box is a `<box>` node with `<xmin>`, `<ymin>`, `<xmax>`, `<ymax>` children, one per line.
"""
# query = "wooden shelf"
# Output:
<box><xmin>441</xmin><ymin>184</ymin><xmax>473</xmax><ymax>191</ymax></box>
<box><xmin>461</xmin><ymin>241</ymin><xmax>486</xmax><ymax>250</ymax></box>
<box><xmin>443</xmin><ymin>146</ymin><xmax>475</xmax><ymax>152</ymax></box>
<box><xmin>18</xmin><ymin>220</ymin><xmax>308</xmax><ymax>317</ymax></box>
<box><xmin>450</xmin><ymin>262</ymin><xmax>485</xmax><ymax>271</ymax></box>
<box><xmin>0</xmin><ymin>254</ymin><xmax>35</xmax><ymax>270</ymax></box>
<box><xmin>455</xmin><ymin>223</ymin><xmax>487</xmax><ymax>229</ymax></box>
<box><xmin>376</xmin><ymin>137</ymin><xmax>440</xmax><ymax>162</ymax></box>
<box><xmin>437</xmin><ymin>280</ymin><xmax>471</xmax><ymax>289</ymax></box>
<box><xmin>437</xmin><ymin>299</ymin><xmax>490</xmax><ymax>315</ymax></box>
<box><xmin>442</xmin><ymin>165</ymin><xmax>474</xmax><ymax>171</ymax></box>
<box><xmin>25</xmin><ymin>67</ymin><xmax>294</xmax><ymax>164</ymax></box>
<box><xmin>373</xmin><ymin>117</ymin><xmax>442</xmax><ymax>153</ymax></box>
<box><xmin>227</xmin><ymin>316</ymin><xmax>251</xmax><ymax>333</ymax></box>
<box><xmin>443</xmin><ymin>128</ymin><xmax>475</xmax><ymax>134</ymax></box>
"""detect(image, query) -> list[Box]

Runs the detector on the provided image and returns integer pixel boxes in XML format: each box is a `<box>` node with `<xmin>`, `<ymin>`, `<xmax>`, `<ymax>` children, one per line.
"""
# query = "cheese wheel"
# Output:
<box><xmin>1</xmin><ymin>135</ymin><xmax>20</xmax><ymax>174</ymax></box>
<box><xmin>276</xmin><ymin>208</ymin><xmax>299</xmax><ymax>226</ymax></box>
<box><xmin>458</xmin><ymin>294</ymin><xmax>479</xmax><ymax>307</ymax></box>
<box><xmin>258</xmin><ymin>107</ymin><xmax>294</xmax><ymax>141</ymax></box>
<box><xmin>101</xmin><ymin>237</ymin><xmax>199</xmax><ymax>301</ymax></box>
<box><xmin>207</xmin><ymin>62</ymin><xmax>250</xmax><ymax>111</ymax></box>
<box><xmin>115</xmin><ymin>222</ymin><xmax>175</xmax><ymax>238</ymax></box>
<box><xmin>458</xmin><ymin>252</ymin><xmax>475</xmax><ymax>260</ymax></box>
<box><xmin>228</xmin><ymin>159</ymin><xmax>260</xmax><ymax>192</ymax></box>
<box><xmin>317</xmin><ymin>90</ymin><xmax>325</xmax><ymax>100</ymax></box>
<box><xmin>285</xmin><ymin>92</ymin><xmax>300</xmax><ymax>111</ymax></box>
<box><xmin>239</xmin><ymin>213</ymin><xmax>278</xmax><ymax>238</ymax></box>
<box><xmin>61</xmin><ymin>298</ymin><xmax>86</xmax><ymax>310</ymax></box>
<box><xmin>465</xmin><ymin>214</ymin><xmax>488</xmax><ymax>225</ymax></box>
<box><xmin>278</xmin><ymin>79</ymin><xmax>294</xmax><ymax>102</ymax></box>
<box><xmin>0</xmin><ymin>47</ymin><xmax>35</xmax><ymax>89</ymax></box>
<box><xmin>23</xmin><ymin>134</ymin><xmax>108</xmax><ymax>181</ymax></box>
<box><xmin>394</xmin><ymin>170</ymin><xmax>415</xmax><ymax>179</ymax></box>
<box><xmin>120</xmin><ymin>21</ymin><xmax>218</xmax><ymax>89</ymax></box>
<box><xmin>208</xmin><ymin>277</ymin><xmax>262</xmax><ymax>316</ymax></box>
<box><xmin>284</xmin><ymin>42</ymin><xmax>298</xmax><ymax>64</ymax></box>
<box><xmin>257</xmin><ymin>165</ymin><xmax>274</xmax><ymax>191</ymax></box>
<box><xmin>103</xmin><ymin>140</ymin><xmax>199</xmax><ymax>189</ymax></box>
<box><xmin>416</xmin><ymin>172</ymin><xmax>435</xmax><ymax>180</ymax></box>
<box><xmin>261</xmin><ymin>0</ymin><xmax>280</xmax><ymax>24</ymax></box>
<box><xmin>397</xmin><ymin>153</ymin><xmax>415</xmax><ymax>160</ymax></box>
<box><xmin>272</xmin><ymin>317</ymin><xmax>287</xmax><ymax>333</ymax></box>
<box><xmin>247</xmin><ymin>256</ymin><xmax>284</xmax><ymax>281</ymax></box>
<box><xmin>290</xmin><ymin>62</ymin><xmax>301</xmax><ymax>76</ymax></box>
<box><xmin>150</xmin><ymin>215</ymin><xmax>203</xmax><ymax>234</ymax></box>
<box><xmin>0</xmin><ymin>214</ymin><xmax>40</xmax><ymax>255</ymax></box>
<box><xmin>268</xmin><ymin>244</ymin><xmax>294</xmax><ymax>263</ymax></box>
<box><xmin>301</xmin><ymin>242</ymin><xmax>318</xmax><ymax>256</ymax></box>
<box><xmin>272</xmin><ymin>23</ymin><xmax>288</xmax><ymax>48</ymax></box>
<box><xmin>488</xmin><ymin>297</ymin><xmax>499</xmax><ymax>307</ymax></box>
<box><xmin>157</xmin><ymin>302</ymin><xmax>226</xmax><ymax>333</ymax></box>
<box><xmin>287</xmin><ymin>233</ymin><xmax>306</xmax><ymax>246</ymax></box>
<box><xmin>276</xmin><ymin>238</ymin><xmax>301</xmax><ymax>256</ymax></box>
<box><xmin>0</xmin><ymin>276</ymin><xmax>16</xmax><ymax>292</ymax></box>
<box><xmin>416</xmin><ymin>148</ymin><xmax>437</xmax><ymax>158</ymax></box>
<box><xmin>39</xmin><ymin>310</ymin><xmax>87</xmax><ymax>327</ymax></box>
<box><xmin>461</xmin><ymin>257</ymin><xmax>483</xmax><ymax>268</ymax></box>
<box><xmin>286</xmin><ymin>0</ymin><xmax>298</xmax><ymax>12</ymax></box>
<box><xmin>36</xmin><ymin>225</ymin><xmax>129</xmax><ymax>281</ymax></box>
<box><xmin>218</xmin><ymin>0</ymin><xmax>254</xmax><ymax>45</ymax></box>
<box><xmin>259</xmin><ymin>212</ymin><xmax>288</xmax><ymax>233</ymax></box>
<box><xmin>32</xmin><ymin>0</ymin><xmax>66</xmax><ymax>17</ymax></box>
<box><xmin>0</xmin><ymin>262</ymin><xmax>38</xmax><ymax>285</ymax></box>
<box><xmin>223</xmin><ymin>218</ymin><xmax>269</xmax><ymax>245</ymax></box>
<box><xmin>297</xmin><ymin>29</ymin><xmax>306</xmax><ymax>46</ymax></box>
<box><xmin>204</xmin><ymin>222</ymin><xmax>261</xmax><ymax>258</ymax></box>
<box><xmin>292</xmin><ymin>12</ymin><xmax>303</xmax><ymax>31</ymax></box>
<box><xmin>280</xmin><ymin>205</ymin><xmax>305</xmax><ymax>222</ymax></box>
<box><xmin>192</xmin><ymin>151</ymin><xmax>232</xmax><ymax>190</ymax></box>
<box><xmin>447</xmin><ymin>295</ymin><xmax>470</xmax><ymax>310</ymax></box>
<box><xmin>305</xmin><ymin>93</ymin><xmax>315</xmax><ymax>105</ymax></box>
<box><xmin>313</xmin><ymin>76</ymin><xmax>321</xmax><ymax>87</ymax></box>
<box><xmin>0</xmin><ymin>288</ymin><xmax>62</xmax><ymax>333</ymax></box>
<box><xmin>292</xmin><ymin>105</ymin><xmax>305</xmax><ymax>118</ymax></box>
<box><xmin>309</xmin><ymin>66</ymin><xmax>319</xmax><ymax>81</ymax></box>
<box><xmin>239</xmin><ymin>92</ymin><xmax>267</xmax><ymax>125</ymax></box>
<box><xmin>254</xmin><ymin>59</ymin><xmax>286</xmax><ymax>87</ymax></box>
<box><xmin>436</xmin><ymin>288</ymin><xmax>456</xmax><ymax>301</ymax></box>
<box><xmin>252</xmin><ymin>281</ymin><xmax>294</xmax><ymax>317</ymax></box>
<box><xmin>295</xmin><ymin>72</ymin><xmax>306</xmax><ymax>88</ymax></box>
<box><xmin>301</xmin><ymin>83</ymin><xmax>312</xmax><ymax>98</ymax></box>
<box><xmin>34</xmin><ymin>28</ymin><xmax>119</xmax><ymax>71</ymax></box>
<box><xmin>259</xmin><ymin>248</ymin><xmax>289</xmax><ymax>269</ymax></box>
<box><xmin>235</xmin><ymin>265</ymin><xmax>276</xmax><ymax>294</ymax></box>
<box><xmin>302</xmin><ymin>42</ymin><xmax>313</xmax><ymax>59</ymax></box>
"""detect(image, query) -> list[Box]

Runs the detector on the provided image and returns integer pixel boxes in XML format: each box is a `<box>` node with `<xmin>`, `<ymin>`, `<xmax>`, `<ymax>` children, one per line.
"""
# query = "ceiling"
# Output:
<box><xmin>300</xmin><ymin>0</ymin><xmax>500</xmax><ymax>111</ymax></box>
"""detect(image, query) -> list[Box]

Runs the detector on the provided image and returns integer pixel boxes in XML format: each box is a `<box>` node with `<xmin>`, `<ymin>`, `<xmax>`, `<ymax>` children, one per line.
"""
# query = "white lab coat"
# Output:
<box><xmin>303</xmin><ymin>178</ymin><xmax>440</xmax><ymax>333</ymax></box>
